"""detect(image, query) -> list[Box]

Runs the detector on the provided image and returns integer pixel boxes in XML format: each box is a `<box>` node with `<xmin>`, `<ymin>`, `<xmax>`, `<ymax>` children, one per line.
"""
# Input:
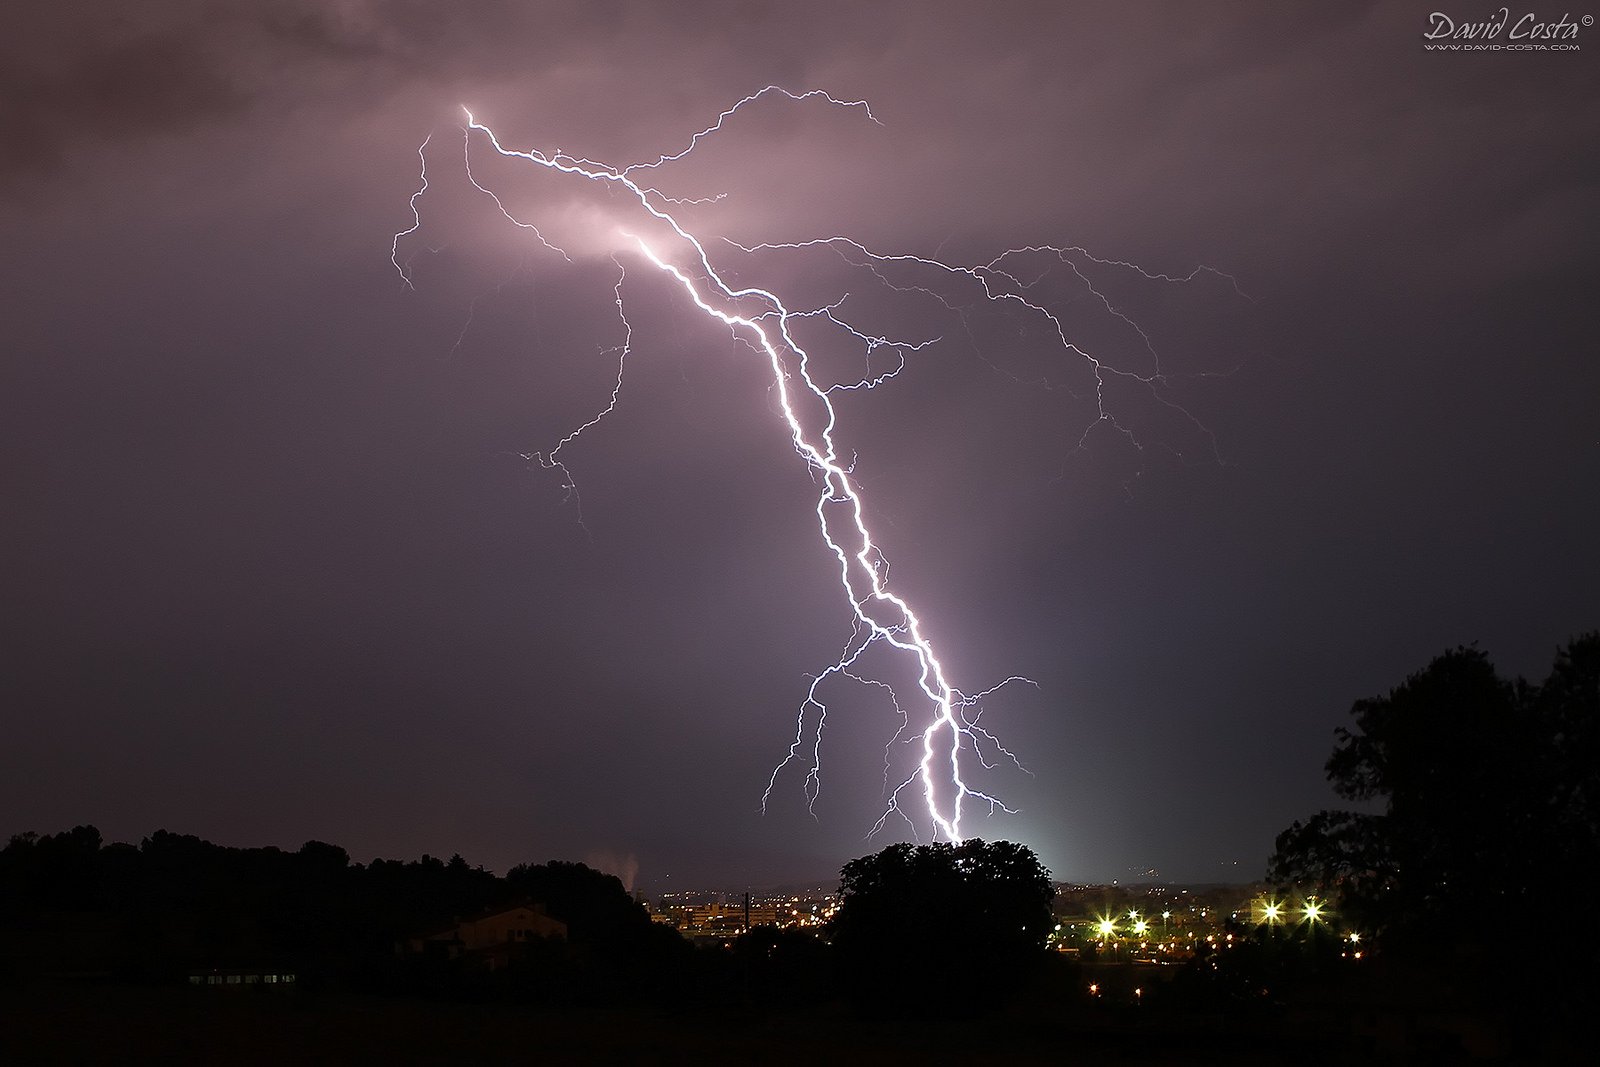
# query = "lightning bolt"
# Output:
<box><xmin>394</xmin><ymin>88</ymin><xmax>1236</xmax><ymax>842</ymax></box>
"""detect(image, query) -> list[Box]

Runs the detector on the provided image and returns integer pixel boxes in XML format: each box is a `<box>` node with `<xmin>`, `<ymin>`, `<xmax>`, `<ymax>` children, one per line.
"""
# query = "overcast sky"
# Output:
<box><xmin>3</xmin><ymin>1</ymin><xmax>1595</xmax><ymax>890</ymax></box>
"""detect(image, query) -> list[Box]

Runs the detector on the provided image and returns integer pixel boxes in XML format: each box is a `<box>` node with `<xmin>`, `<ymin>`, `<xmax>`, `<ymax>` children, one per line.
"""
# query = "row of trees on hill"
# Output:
<box><xmin>0</xmin><ymin>825</ymin><xmax>1060</xmax><ymax>1011</ymax></box>
<box><xmin>0</xmin><ymin>828</ymin><xmax>680</xmax><ymax>999</ymax></box>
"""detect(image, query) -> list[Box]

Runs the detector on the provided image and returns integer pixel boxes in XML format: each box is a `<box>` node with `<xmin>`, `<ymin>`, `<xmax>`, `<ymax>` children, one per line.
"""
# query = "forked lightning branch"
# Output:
<box><xmin>393</xmin><ymin>88</ymin><xmax>1229</xmax><ymax>843</ymax></box>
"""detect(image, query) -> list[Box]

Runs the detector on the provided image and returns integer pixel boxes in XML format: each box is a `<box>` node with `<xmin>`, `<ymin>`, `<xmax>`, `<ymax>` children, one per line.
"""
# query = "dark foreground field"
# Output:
<box><xmin>2</xmin><ymin>980</ymin><xmax>1350</xmax><ymax>1066</ymax></box>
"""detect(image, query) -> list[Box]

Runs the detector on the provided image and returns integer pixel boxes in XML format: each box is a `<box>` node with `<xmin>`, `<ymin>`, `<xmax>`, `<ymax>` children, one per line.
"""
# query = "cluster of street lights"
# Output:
<box><xmin>1253</xmin><ymin>895</ymin><xmax>1325</xmax><ymax>927</ymax></box>
<box><xmin>1090</xmin><ymin>907</ymin><xmax>1173</xmax><ymax>939</ymax></box>
<box><xmin>1058</xmin><ymin>897</ymin><xmax>1363</xmax><ymax>955</ymax></box>
<box><xmin>1251</xmin><ymin>895</ymin><xmax>1365</xmax><ymax>958</ymax></box>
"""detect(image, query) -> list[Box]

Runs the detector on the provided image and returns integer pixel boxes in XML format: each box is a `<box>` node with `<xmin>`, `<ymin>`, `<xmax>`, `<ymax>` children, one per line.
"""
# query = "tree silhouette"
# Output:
<box><xmin>1270</xmin><ymin>634</ymin><xmax>1598</xmax><ymax>948</ymax></box>
<box><xmin>502</xmin><ymin>860</ymin><xmax>688</xmax><ymax>999</ymax></box>
<box><xmin>503</xmin><ymin>860</ymin><xmax>642</xmax><ymax>943</ymax></box>
<box><xmin>830</xmin><ymin>839</ymin><xmax>1054</xmax><ymax>1013</ymax></box>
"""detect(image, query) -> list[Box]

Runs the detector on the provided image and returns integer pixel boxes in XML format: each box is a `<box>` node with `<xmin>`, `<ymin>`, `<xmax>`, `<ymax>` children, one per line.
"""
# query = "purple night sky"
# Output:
<box><xmin>3</xmin><ymin>2</ymin><xmax>1595</xmax><ymax>890</ymax></box>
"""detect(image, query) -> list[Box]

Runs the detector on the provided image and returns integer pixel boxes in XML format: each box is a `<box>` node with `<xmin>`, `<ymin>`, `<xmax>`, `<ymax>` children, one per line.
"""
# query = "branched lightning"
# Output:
<box><xmin>394</xmin><ymin>88</ymin><xmax>1236</xmax><ymax>842</ymax></box>
<box><xmin>620</xmin><ymin>86</ymin><xmax>879</xmax><ymax>177</ymax></box>
<box><xmin>519</xmin><ymin>259</ymin><xmax>634</xmax><ymax>533</ymax></box>
<box><xmin>391</xmin><ymin>133</ymin><xmax>431</xmax><ymax>288</ymax></box>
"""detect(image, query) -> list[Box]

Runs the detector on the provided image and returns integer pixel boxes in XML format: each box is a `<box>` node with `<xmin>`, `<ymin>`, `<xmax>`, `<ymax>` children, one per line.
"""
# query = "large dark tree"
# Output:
<box><xmin>830</xmin><ymin>839</ymin><xmax>1054</xmax><ymax>1012</ymax></box>
<box><xmin>1270</xmin><ymin>634</ymin><xmax>1599</xmax><ymax>949</ymax></box>
<box><xmin>502</xmin><ymin>860</ymin><xmax>688</xmax><ymax>999</ymax></box>
<box><xmin>503</xmin><ymin>860</ymin><xmax>645</xmax><ymax>944</ymax></box>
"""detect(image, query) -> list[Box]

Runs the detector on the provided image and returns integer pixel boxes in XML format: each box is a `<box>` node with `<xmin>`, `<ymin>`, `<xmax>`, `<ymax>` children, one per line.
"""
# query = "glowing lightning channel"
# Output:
<box><xmin>629</xmin><ymin>238</ymin><xmax>991</xmax><ymax>842</ymax></box>
<box><xmin>395</xmin><ymin>88</ymin><xmax>1234</xmax><ymax>843</ymax></box>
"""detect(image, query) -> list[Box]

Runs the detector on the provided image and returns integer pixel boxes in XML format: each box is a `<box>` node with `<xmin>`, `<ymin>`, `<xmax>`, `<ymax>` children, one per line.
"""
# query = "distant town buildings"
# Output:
<box><xmin>649</xmin><ymin>890</ymin><xmax>839</xmax><ymax>941</ymax></box>
<box><xmin>639</xmin><ymin>882</ymin><xmax>1354</xmax><ymax>955</ymax></box>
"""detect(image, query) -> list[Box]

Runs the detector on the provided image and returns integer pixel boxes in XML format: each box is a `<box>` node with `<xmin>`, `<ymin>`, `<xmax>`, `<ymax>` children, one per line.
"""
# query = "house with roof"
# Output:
<box><xmin>407</xmin><ymin>902</ymin><xmax>566</xmax><ymax>970</ymax></box>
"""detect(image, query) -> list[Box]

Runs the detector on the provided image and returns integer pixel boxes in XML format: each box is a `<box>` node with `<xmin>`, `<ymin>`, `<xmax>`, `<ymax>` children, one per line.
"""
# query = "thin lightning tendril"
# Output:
<box><xmin>517</xmin><ymin>260</ymin><xmax>633</xmax><ymax>536</ymax></box>
<box><xmin>394</xmin><ymin>88</ymin><xmax>1235</xmax><ymax>842</ymax></box>
<box><xmin>390</xmin><ymin>133</ymin><xmax>431</xmax><ymax>289</ymax></box>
